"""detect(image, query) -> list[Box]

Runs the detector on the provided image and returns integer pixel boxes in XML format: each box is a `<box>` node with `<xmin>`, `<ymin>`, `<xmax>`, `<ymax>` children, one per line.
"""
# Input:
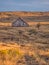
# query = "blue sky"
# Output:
<box><xmin>0</xmin><ymin>0</ymin><xmax>49</xmax><ymax>12</ymax></box>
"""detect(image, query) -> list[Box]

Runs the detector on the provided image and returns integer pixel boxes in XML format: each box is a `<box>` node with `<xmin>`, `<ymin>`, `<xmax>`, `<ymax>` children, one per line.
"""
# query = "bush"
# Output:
<box><xmin>28</xmin><ymin>29</ymin><xmax>37</xmax><ymax>35</ymax></box>
<box><xmin>36</xmin><ymin>23</ymin><xmax>41</xmax><ymax>30</ymax></box>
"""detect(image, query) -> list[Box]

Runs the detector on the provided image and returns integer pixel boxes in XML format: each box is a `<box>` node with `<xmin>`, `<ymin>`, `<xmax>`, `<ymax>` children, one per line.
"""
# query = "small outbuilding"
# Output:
<box><xmin>12</xmin><ymin>17</ymin><xmax>29</xmax><ymax>27</ymax></box>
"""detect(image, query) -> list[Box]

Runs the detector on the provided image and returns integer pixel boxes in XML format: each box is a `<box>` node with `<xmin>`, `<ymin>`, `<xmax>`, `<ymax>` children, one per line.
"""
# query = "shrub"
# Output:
<box><xmin>36</xmin><ymin>23</ymin><xmax>41</xmax><ymax>30</ymax></box>
<box><xmin>28</xmin><ymin>29</ymin><xmax>37</xmax><ymax>35</ymax></box>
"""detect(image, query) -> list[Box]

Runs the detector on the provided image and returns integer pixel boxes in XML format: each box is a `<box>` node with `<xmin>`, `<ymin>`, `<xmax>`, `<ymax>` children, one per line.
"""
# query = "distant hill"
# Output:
<box><xmin>0</xmin><ymin>11</ymin><xmax>49</xmax><ymax>26</ymax></box>
<box><xmin>0</xmin><ymin>11</ymin><xmax>49</xmax><ymax>17</ymax></box>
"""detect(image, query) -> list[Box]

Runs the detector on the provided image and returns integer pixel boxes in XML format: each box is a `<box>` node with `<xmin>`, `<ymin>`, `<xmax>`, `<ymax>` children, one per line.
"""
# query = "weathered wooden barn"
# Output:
<box><xmin>12</xmin><ymin>17</ymin><xmax>29</xmax><ymax>27</ymax></box>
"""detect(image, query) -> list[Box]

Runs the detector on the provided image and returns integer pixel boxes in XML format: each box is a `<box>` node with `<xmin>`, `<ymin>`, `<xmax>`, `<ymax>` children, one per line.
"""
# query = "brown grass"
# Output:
<box><xmin>0</xmin><ymin>11</ymin><xmax>49</xmax><ymax>65</ymax></box>
<box><xmin>0</xmin><ymin>42</ymin><xmax>49</xmax><ymax>65</ymax></box>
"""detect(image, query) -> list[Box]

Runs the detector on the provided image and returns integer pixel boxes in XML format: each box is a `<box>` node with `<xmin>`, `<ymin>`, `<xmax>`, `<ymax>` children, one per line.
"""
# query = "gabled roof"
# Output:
<box><xmin>12</xmin><ymin>17</ymin><xmax>29</xmax><ymax>27</ymax></box>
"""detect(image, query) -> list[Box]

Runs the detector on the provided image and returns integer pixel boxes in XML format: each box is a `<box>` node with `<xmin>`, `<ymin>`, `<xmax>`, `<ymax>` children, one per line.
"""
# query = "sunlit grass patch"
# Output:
<box><xmin>0</xmin><ymin>48</ymin><xmax>23</xmax><ymax>61</ymax></box>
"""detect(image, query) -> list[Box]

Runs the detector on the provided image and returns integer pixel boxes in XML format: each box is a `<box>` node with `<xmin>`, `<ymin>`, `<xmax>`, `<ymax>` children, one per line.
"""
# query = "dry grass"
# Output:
<box><xmin>0</xmin><ymin>11</ymin><xmax>49</xmax><ymax>65</ymax></box>
<box><xmin>0</xmin><ymin>42</ymin><xmax>49</xmax><ymax>65</ymax></box>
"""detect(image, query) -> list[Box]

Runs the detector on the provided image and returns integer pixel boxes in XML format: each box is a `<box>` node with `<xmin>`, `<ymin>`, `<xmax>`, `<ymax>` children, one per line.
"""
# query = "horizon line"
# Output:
<box><xmin>0</xmin><ymin>10</ymin><xmax>49</xmax><ymax>12</ymax></box>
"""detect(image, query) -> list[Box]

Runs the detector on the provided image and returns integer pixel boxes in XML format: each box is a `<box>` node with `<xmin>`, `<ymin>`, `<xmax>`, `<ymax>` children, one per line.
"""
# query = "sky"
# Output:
<box><xmin>0</xmin><ymin>0</ymin><xmax>49</xmax><ymax>12</ymax></box>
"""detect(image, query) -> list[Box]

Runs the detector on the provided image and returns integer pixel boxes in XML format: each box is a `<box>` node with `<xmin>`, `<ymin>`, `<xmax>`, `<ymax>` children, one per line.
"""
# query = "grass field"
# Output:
<box><xmin>0</xmin><ymin>11</ymin><xmax>49</xmax><ymax>65</ymax></box>
<box><xmin>0</xmin><ymin>24</ymin><xmax>49</xmax><ymax>65</ymax></box>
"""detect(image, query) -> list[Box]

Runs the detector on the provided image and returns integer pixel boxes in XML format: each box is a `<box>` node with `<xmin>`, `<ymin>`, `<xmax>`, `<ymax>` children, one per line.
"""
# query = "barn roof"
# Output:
<box><xmin>12</xmin><ymin>17</ymin><xmax>29</xmax><ymax>27</ymax></box>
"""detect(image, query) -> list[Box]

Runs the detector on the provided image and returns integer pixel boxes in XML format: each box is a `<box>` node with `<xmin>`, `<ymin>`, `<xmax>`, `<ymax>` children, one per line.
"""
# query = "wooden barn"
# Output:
<box><xmin>12</xmin><ymin>17</ymin><xmax>29</xmax><ymax>27</ymax></box>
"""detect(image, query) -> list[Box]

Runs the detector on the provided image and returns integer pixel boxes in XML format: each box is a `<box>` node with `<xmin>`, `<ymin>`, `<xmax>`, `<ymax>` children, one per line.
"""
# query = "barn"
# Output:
<box><xmin>12</xmin><ymin>17</ymin><xmax>29</xmax><ymax>27</ymax></box>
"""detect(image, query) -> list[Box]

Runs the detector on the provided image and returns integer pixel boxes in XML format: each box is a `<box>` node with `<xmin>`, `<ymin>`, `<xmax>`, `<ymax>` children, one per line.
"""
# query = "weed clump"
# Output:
<box><xmin>28</xmin><ymin>29</ymin><xmax>37</xmax><ymax>35</ymax></box>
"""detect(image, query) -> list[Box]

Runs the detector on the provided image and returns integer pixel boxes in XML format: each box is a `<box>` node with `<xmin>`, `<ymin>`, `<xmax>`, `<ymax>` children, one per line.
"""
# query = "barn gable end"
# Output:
<box><xmin>12</xmin><ymin>17</ymin><xmax>29</xmax><ymax>27</ymax></box>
